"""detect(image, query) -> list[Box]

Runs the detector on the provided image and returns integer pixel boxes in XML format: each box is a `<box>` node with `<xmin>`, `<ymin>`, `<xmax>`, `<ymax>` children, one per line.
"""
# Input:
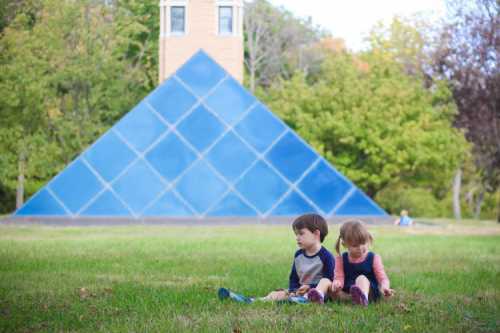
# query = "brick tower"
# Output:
<box><xmin>159</xmin><ymin>0</ymin><xmax>244</xmax><ymax>83</ymax></box>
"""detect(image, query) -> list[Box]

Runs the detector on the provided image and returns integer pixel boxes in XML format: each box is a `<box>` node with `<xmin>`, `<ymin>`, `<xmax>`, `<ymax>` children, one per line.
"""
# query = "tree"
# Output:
<box><xmin>433</xmin><ymin>0</ymin><xmax>500</xmax><ymax>221</ymax></box>
<box><xmin>0</xmin><ymin>0</ymin><xmax>152</xmax><ymax>211</ymax></box>
<box><xmin>243</xmin><ymin>0</ymin><xmax>322</xmax><ymax>92</ymax></box>
<box><xmin>262</xmin><ymin>50</ymin><xmax>468</xmax><ymax>204</ymax></box>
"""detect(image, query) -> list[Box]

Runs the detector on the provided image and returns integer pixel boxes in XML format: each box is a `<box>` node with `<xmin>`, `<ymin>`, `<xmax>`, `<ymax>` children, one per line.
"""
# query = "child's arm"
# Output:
<box><xmin>373</xmin><ymin>254</ymin><xmax>394</xmax><ymax>297</ymax></box>
<box><xmin>331</xmin><ymin>256</ymin><xmax>344</xmax><ymax>292</ymax></box>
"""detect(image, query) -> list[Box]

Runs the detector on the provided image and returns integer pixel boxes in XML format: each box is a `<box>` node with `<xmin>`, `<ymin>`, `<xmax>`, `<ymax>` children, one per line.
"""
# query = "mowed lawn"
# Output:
<box><xmin>0</xmin><ymin>221</ymin><xmax>499</xmax><ymax>332</ymax></box>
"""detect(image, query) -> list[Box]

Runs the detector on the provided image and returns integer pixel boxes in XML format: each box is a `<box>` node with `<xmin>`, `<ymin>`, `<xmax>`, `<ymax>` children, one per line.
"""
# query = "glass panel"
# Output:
<box><xmin>334</xmin><ymin>190</ymin><xmax>387</xmax><ymax>216</ymax></box>
<box><xmin>266</xmin><ymin>132</ymin><xmax>317</xmax><ymax>183</ymax></box>
<box><xmin>112</xmin><ymin>159</ymin><xmax>166</xmax><ymax>215</ymax></box>
<box><xmin>145</xmin><ymin>132</ymin><xmax>197</xmax><ymax>182</ymax></box>
<box><xmin>15</xmin><ymin>189</ymin><xmax>68</xmax><ymax>216</ymax></box>
<box><xmin>114</xmin><ymin>102</ymin><xmax>168</xmax><ymax>153</ymax></box>
<box><xmin>298</xmin><ymin>160</ymin><xmax>352</xmax><ymax>214</ymax></box>
<box><xmin>49</xmin><ymin>158</ymin><xmax>103</xmax><ymax>214</ymax></box>
<box><xmin>175</xmin><ymin>160</ymin><xmax>228</xmax><ymax>214</ymax></box>
<box><xmin>177</xmin><ymin>105</ymin><xmax>225</xmax><ymax>153</ymax></box>
<box><xmin>171</xmin><ymin>6</ymin><xmax>185</xmax><ymax>33</ymax></box>
<box><xmin>84</xmin><ymin>131</ymin><xmax>137</xmax><ymax>183</ymax></box>
<box><xmin>143</xmin><ymin>191</ymin><xmax>194</xmax><ymax>217</ymax></box>
<box><xmin>207</xmin><ymin>193</ymin><xmax>257</xmax><ymax>216</ymax></box>
<box><xmin>205</xmin><ymin>131</ymin><xmax>256</xmax><ymax>182</ymax></box>
<box><xmin>147</xmin><ymin>77</ymin><xmax>198</xmax><ymax>124</ymax></box>
<box><xmin>271</xmin><ymin>191</ymin><xmax>317</xmax><ymax>216</ymax></box>
<box><xmin>81</xmin><ymin>190</ymin><xmax>131</xmax><ymax>216</ymax></box>
<box><xmin>175</xmin><ymin>50</ymin><xmax>226</xmax><ymax>98</ymax></box>
<box><xmin>219</xmin><ymin>6</ymin><xmax>233</xmax><ymax>34</ymax></box>
<box><xmin>204</xmin><ymin>77</ymin><xmax>256</xmax><ymax>125</ymax></box>
<box><xmin>234</xmin><ymin>103</ymin><xmax>286</xmax><ymax>153</ymax></box>
<box><xmin>235</xmin><ymin>161</ymin><xmax>288</xmax><ymax>214</ymax></box>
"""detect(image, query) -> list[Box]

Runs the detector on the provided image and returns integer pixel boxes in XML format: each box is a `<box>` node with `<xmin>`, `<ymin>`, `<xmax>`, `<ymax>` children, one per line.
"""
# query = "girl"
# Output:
<box><xmin>330</xmin><ymin>220</ymin><xmax>394</xmax><ymax>306</ymax></box>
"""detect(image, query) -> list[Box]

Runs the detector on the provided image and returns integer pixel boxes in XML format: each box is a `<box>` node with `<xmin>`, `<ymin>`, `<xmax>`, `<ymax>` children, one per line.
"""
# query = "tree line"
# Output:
<box><xmin>0</xmin><ymin>0</ymin><xmax>498</xmax><ymax>220</ymax></box>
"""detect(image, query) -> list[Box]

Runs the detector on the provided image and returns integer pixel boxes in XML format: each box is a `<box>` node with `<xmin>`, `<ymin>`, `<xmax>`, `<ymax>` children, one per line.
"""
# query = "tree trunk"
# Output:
<box><xmin>497</xmin><ymin>194</ymin><xmax>500</xmax><ymax>223</ymax></box>
<box><xmin>452</xmin><ymin>168</ymin><xmax>462</xmax><ymax>220</ymax></box>
<box><xmin>250</xmin><ymin>65</ymin><xmax>256</xmax><ymax>94</ymax></box>
<box><xmin>16</xmin><ymin>151</ymin><xmax>26</xmax><ymax>209</ymax></box>
<box><xmin>473</xmin><ymin>189</ymin><xmax>484</xmax><ymax>220</ymax></box>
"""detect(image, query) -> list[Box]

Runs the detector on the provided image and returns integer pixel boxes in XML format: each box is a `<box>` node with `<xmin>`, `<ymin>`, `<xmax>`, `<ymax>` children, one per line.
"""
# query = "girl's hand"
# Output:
<box><xmin>331</xmin><ymin>280</ymin><xmax>342</xmax><ymax>292</ymax></box>
<box><xmin>296</xmin><ymin>285</ymin><xmax>310</xmax><ymax>295</ymax></box>
<box><xmin>382</xmin><ymin>287</ymin><xmax>395</xmax><ymax>297</ymax></box>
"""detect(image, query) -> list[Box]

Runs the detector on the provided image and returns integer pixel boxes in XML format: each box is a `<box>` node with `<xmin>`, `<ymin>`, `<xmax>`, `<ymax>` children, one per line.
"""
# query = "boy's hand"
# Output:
<box><xmin>296</xmin><ymin>285</ymin><xmax>310</xmax><ymax>295</ymax></box>
<box><xmin>382</xmin><ymin>287</ymin><xmax>395</xmax><ymax>297</ymax></box>
<box><xmin>331</xmin><ymin>280</ymin><xmax>342</xmax><ymax>292</ymax></box>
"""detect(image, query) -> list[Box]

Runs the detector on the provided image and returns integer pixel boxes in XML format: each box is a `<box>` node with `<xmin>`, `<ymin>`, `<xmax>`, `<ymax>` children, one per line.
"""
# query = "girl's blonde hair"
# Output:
<box><xmin>335</xmin><ymin>220</ymin><xmax>373</xmax><ymax>255</ymax></box>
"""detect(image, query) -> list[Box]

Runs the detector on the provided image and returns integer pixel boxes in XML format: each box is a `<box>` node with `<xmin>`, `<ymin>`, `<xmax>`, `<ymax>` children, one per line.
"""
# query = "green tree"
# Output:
<box><xmin>0</xmin><ymin>0</ymin><xmax>152</xmax><ymax>211</ymax></box>
<box><xmin>262</xmin><ymin>51</ymin><xmax>468</xmax><ymax>205</ymax></box>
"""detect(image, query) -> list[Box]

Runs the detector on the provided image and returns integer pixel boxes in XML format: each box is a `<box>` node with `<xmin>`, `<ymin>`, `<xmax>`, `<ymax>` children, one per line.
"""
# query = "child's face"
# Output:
<box><xmin>345</xmin><ymin>242</ymin><xmax>369</xmax><ymax>259</ymax></box>
<box><xmin>294</xmin><ymin>228</ymin><xmax>320</xmax><ymax>250</ymax></box>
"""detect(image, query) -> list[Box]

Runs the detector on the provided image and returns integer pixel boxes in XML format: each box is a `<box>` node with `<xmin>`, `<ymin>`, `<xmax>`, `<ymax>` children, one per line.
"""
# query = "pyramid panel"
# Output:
<box><xmin>15</xmin><ymin>50</ymin><xmax>388</xmax><ymax>219</ymax></box>
<box><xmin>205</xmin><ymin>131</ymin><xmax>256</xmax><ymax>182</ymax></box>
<box><xmin>175</xmin><ymin>160</ymin><xmax>228</xmax><ymax>214</ymax></box>
<box><xmin>114</xmin><ymin>102</ymin><xmax>168</xmax><ymax>153</ymax></box>
<box><xmin>112</xmin><ymin>159</ymin><xmax>166</xmax><ymax>215</ymax></box>
<box><xmin>84</xmin><ymin>131</ymin><xmax>137</xmax><ymax>183</ymax></box>
<box><xmin>177</xmin><ymin>105</ymin><xmax>226</xmax><ymax>153</ymax></box>
<box><xmin>175</xmin><ymin>51</ymin><xmax>226</xmax><ymax>98</ymax></box>
<box><xmin>234</xmin><ymin>103</ymin><xmax>286</xmax><ymax>153</ymax></box>
<box><xmin>235</xmin><ymin>161</ymin><xmax>289</xmax><ymax>214</ymax></box>
<box><xmin>147</xmin><ymin>77</ymin><xmax>198</xmax><ymax>124</ymax></box>
<box><xmin>81</xmin><ymin>190</ymin><xmax>131</xmax><ymax>216</ymax></box>
<box><xmin>15</xmin><ymin>189</ymin><xmax>68</xmax><ymax>216</ymax></box>
<box><xmin>207</xmin><ymin>193</ymin><xmax>257</xmax><ymax>217</ymax></box>
<box><xmin>271</xmin><ymin>191</ymin><xmax>318</xmax><ymax>216</ymax></box>
<box><xmin>204</xmin><ymin>77</ymin><xmax>256</xmax><ymax>125</ymax></box>
<box><xmin>334</xmin><ymin>189</ymin><xmax>387</xmax><ymax>216</ymax></box>
<box><xmin>266</xmin><ymin>132</ymin><xmax>318</xmax><ymax>183</ymax></box>
<box><xmin>145</xmin><ymin>132</ymin><xmax>197</xmax><ymax>182</ymax></box>
<box><xmin>49</xmin><ymin>158</ymin><xmax>103</xmax><ymax>214</ymax></box>
<box><xmin>143</xmin><ymin>191</ymin><xmax>194</xmax><ymax>217</ymax></box>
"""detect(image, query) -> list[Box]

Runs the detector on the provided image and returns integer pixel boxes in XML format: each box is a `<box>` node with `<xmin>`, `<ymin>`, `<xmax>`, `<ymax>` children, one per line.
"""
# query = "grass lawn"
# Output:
<box><xmin>0</xmin><ymin>221</ymin><xmax>499</xmax><ymax>332</ymax></box>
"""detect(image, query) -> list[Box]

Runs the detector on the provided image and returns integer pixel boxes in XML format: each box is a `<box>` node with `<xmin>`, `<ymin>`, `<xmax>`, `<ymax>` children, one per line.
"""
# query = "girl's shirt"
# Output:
<box><xmin>333</xmin><ymin>252</ymin><xmax>390</xmax><ymax>289</ymax></box>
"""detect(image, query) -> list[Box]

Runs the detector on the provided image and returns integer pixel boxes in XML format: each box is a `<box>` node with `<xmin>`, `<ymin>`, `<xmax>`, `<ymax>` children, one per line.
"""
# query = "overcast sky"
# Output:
<box><xmin>268</xmin><ymin>0</ymin><xmax>446</xmax><ymax>50</ymax></box>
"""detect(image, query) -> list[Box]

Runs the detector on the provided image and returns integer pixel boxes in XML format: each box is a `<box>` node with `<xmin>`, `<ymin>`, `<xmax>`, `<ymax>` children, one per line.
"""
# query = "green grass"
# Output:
<box><xmin>0</xmin><ymin>223</ymin><xmax>499</xmax><ymax>332</ymax></box>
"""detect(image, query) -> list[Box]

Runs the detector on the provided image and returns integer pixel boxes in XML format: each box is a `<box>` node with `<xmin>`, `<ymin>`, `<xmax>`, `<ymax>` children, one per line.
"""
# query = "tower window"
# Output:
<box><xmin>171</xmin><ymin>6</ymin><xmax>185</xmax><ymax>34</ymax></box>
<box><xmin>218</xmin><ymin>6</ymin><xmax>233</xmax><ymax>35</ymax></box>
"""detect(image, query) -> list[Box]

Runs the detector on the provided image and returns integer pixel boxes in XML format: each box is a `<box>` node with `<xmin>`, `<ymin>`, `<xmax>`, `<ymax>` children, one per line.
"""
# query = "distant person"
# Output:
<box><xmin>330</xmin><ymin>220</ymin><xmax>394</xmax><ymax>306</ymax></box>
<box><xmin>394</xmin><ymin>210</ymin><xmax>413</xmax><ymax>226</ymax></box>
<box><xmin>218</xmin><ymin>213</ymin><xmax>334</xmax><ymax>304</ymax></box>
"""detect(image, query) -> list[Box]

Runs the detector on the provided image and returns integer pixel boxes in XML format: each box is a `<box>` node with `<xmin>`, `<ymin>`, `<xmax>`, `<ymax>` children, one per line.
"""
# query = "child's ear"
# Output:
<box><xmin>313</xmin><ymin>229</ymin><xmax>321</xmax><ymax>239</ymax></box>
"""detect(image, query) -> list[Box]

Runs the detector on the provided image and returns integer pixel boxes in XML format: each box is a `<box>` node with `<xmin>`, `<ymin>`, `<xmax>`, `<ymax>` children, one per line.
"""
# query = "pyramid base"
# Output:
<box><xmin>2</xmin><ymin>215</ymin><xmax>393</xmax><ymax>226</ymax></box>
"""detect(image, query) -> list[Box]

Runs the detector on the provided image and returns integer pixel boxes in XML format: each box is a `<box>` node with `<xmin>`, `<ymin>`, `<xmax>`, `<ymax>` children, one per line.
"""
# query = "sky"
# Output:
<box><xmin>268</xmin><ymin>0</ymin><xmax>447</xmax><ymax>51</ymax></box>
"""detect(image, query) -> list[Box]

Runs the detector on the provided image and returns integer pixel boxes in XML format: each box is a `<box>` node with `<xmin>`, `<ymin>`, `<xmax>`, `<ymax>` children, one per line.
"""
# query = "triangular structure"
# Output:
<box><xmin>15</xmin><ymin>50</ymin><xmax>387</xmax><ymax>219</ymax></box>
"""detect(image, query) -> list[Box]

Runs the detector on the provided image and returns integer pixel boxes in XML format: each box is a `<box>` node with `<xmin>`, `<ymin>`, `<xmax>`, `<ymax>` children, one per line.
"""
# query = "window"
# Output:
<box><xmin>171</xmin><ymin>6</ymin><xmax>185</xmax><ymax>34</ymax></box>
<box><xmin>218</xmin><ymin>6</ymin><xmax>233</xmax><ymax>35</ymax></box>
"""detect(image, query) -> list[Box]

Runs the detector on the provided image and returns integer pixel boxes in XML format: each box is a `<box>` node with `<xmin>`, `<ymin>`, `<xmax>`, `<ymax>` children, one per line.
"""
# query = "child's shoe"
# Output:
<box><xmin>286</xmin><ymin>295</ymin><xmax>309</xmax><ymax>304</ymax></box>
<box><xmin>217</xmin><ymin>287</ymin><xmax>254</xmax><ymax>304</ymax></box>
<box><xmin>349</xmin><ymin>285</ymin><xmax>368</xmax><ymax>306</ymax></box>
<box><xmin>306</xmin><ymin>288</ymin><xmax>325</xmax><ymax>304</ymax></box>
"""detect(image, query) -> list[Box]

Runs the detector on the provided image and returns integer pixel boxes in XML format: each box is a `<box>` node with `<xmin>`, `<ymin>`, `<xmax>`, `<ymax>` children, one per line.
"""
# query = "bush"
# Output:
<box><xmin>376</xmin><ymin>184</ymin><xmax>443</xmax><ymax>218</ymax></box>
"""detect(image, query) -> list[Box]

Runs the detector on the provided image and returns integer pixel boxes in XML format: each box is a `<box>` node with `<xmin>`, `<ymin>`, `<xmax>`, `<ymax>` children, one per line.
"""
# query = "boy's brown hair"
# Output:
<box><xmin>335</xmin><ymin>220</ymin><xmax>373</xmax><ymax>255</ymax></box>
<box><xmin>292</xmin><ymin>213</ymin><xmax>328</xmax><ymax>242</ymax></box>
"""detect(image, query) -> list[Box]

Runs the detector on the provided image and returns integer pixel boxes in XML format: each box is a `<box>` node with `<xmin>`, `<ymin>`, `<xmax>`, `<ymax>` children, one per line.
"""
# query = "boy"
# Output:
<box><xmin>218</xmin><ymin>213</ymin><xmax>334</xmax><ymax>304</ymax></box>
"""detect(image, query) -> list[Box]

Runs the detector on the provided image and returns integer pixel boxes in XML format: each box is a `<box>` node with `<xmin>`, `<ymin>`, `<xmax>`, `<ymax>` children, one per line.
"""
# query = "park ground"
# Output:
<box><xmin>0</xmin><ymin>219</ymin><xmax>499</xmax><ymax>332</ymax></box>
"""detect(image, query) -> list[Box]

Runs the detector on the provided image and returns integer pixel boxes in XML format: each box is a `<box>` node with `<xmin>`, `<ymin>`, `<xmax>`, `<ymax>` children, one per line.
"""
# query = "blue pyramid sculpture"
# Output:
<box><xmin>15</xmin><ymin>50</ymin><xmax>387</xmax><ymax>219</ymax></box>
